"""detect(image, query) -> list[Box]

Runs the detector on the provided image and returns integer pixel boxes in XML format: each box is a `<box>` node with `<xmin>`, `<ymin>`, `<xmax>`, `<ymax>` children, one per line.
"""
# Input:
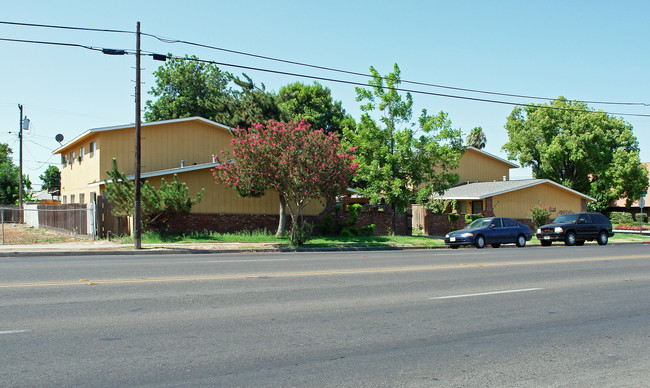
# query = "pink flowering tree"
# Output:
<box><xmin>213</xmin><ymin>120</ymin><xmax>358</xmax><ymax>244</ymax></box>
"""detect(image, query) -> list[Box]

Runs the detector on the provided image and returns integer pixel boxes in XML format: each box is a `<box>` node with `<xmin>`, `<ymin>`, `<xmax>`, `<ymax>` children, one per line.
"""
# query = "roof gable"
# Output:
<box><xmin>464</xmin><ymin>147</ymin><xmax>519</xmax><ymax>168</ymax></box>
<box><xmin>53</xmin><ymin>116</ymin><xmax>230</xmax><ymax>154</ymax></box>
<box><xmin>435</xmin><ymin>179</ymin><xmax>595</xmax><ymax>201</ymax></box>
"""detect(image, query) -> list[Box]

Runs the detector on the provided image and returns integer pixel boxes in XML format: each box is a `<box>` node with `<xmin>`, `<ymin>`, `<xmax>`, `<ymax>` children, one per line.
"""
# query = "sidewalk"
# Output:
<box><xmin>0</xmin><ymin>241</ymin><xmax>296</xmax><ymax>257</ymax></box>
<box><xmin>1</xmin><ymin>237</ymin><xmax>648</xmax><ymax>258</ymax></box>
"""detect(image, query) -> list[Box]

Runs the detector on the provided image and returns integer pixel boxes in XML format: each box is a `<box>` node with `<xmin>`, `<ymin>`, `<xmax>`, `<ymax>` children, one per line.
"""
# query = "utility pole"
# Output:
<box><xmin>18</xmin><ymin>104</ymin><xmax>23</xmax><ymax>223</ymax></box>
<box><xmin>134</xmin><ymin>21</ymin><xmax>142</xmax><ymax>249</ymax></box>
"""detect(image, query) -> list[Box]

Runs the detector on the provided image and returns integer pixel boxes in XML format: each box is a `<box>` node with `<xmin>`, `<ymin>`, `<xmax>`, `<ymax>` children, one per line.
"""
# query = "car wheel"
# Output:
<box><xmin>564</xmin><ymin>231</ymin><xmax>576</xmax><ymax>246</ymax></box>
<box><xmin>475</xmin><ymin>235</ymin><xmax>485</xmax><ymax>249</ymax></box>
<box><xmin>516</xmin><ymin>234</ymin><xmax>526</xmax><ymax>247</ymax></box>
<box><xmin>450</xmin><ymin>245</ymin><xmax>459</xmax><ymax>249</ymax></box>
<box><xmin>491</xmin><ymin>243</ymin><xmax>501</xmax><ymax>248</ymax></box>
<box><xmin>597</xmin><ymin>230</ymin><xmax>609</xmax><ymax>245</ymax></box>
<box><xmin>541</xmin><ymin>240</ymin><xmax>552</xmax><ymax>247</ymax></box>
<box><xmin>575</xmin><ymin>240</ymin><xmax>585</xmax><ymax>246</ymax></box>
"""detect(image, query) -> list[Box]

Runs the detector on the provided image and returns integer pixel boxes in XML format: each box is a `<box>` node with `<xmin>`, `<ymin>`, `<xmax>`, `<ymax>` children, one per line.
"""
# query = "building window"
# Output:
<box><xmin>62</xmin><ymin>195</ymin><xmax>67</xmax><ymax>204</ymax></box>
<box><xmin>471</xmin><ymin>200</ymin><xmax>483</xmax><ymax>214</ymax></box>
<box><xmin>79</xmin><ymin>147</ymin><xmax>85</xmax><ymax>162</ymax></box>
<box><xmin>61</xmin><ymin>154</ymin><xmax>67</xmax><ymax>167</ymax></box>
<box><xmin>70</xmin><ymin>194</ymin><xmax>75</xmax><ymax>203</ymax></box>
<box><xmin>79</xmin><ymin>193</ymin><xmax>85</xmax><ymax>204</ymax></box>
<box><xmin>90</xmin><ymin>192</ymin><xmax>97</xmax><ymax>203</ymax></box>
<box><xmin>89</xmin><ymin>141</ymin><xmax>96</xmax><ymax>158</ymax></box>
<box><xmin>70</xmin><ymin>152</ymin><xmax>76</xmax><ymax>164</ymax></box>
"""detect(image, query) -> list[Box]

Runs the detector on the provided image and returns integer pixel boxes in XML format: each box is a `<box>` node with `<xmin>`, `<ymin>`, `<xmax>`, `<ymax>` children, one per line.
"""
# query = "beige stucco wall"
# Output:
<box><xmin>97</xmin><ymin>120</ymin><xmax>233</xmax><ymax>176</ymax></box>
<box><xmin>142</xmin><ymin>169</ymin><xmax>327</xmax><ymax>215</ymax></box>
<box><xmin>60</xmin><ymin>133</ymin><xmax>101</xmax><ymax>204</ymax></box>
<box><xmin>59</xmin><ymin>119</ymin><xmax>232</xmax><ymax>205</ymax></box>
<box><xmin>492</xmin><ymin>183</ymin><xmax>585</xmax><ymax>219</ymax></box>
<box><xmin>453</xmin><ymin>148</ymin><xmax>513</xmax><ymax>183</ymax></box>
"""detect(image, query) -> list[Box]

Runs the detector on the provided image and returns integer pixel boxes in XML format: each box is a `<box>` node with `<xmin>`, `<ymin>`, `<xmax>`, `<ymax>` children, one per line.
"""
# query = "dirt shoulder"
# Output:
<box><xmin>0</xmin><ymin>223</ymin><xmax>89</xmax><ymax>245</ymax></box>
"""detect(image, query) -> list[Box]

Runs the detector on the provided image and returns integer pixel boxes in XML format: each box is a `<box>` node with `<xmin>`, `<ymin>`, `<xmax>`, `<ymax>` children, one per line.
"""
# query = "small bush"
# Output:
<box><xmin>340</xmin><ymin>228</ymin><xmax>354</xmax><ymax>237</ymax></box>
<box><xmin>347</xmin><ymin>204</ymin><xmax>363</xmax><ymax>225</ymax></box>
<box><xmin>530</xmin><ymin>206</ymin><xmax>556</xmax><ymax>228</ymax></box>
<box><xmin>609</xmin><ymin>212</ymin><xmax>634</xmax><ymax>224</ymax></box>
<box><xmin>290</xmin><ymin>221</ymin><xmax>313</xmax><ymax>246</ymax></box>
<box><xmin>318</xmin><ymin>215</ymin><xmax>334</xmax><ymax>235</ymax></box>
<box><xmin>359</xmin><ymin>224</ymin><xmax>375</xmax><ymax>236</ymax></box>
<box><xmin>448</xmin><ymin>213</ymin><xmax>460</xmax><ymax>224</ymax></box>
<box><xmin>425</xmin><ymin>199</ymin><xmax>456</xmax><ymax>214</ymax></box>
<box><xmin>465</xmin><ymin>214</ymin><xmax>484</xmax><ymax>224</ymax></box>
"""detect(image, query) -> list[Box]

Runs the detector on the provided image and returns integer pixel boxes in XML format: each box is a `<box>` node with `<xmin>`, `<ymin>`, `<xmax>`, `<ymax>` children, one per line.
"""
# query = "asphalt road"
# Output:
<box><xmin>1</xmin><ymin>244</ymin><xmax>649</xmax><ymax>387</ymax></box>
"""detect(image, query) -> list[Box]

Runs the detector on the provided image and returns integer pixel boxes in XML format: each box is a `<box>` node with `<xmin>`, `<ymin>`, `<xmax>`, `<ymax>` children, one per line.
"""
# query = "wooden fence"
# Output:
<box><xmin>95</xmin><ymin>196</ymin><xmax>130</xmax><ymax>238</ymax></box>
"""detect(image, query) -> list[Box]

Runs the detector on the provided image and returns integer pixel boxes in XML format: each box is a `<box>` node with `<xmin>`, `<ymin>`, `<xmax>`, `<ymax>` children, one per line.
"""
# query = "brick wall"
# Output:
<box><xmin>421</xmin><ymin>208</ymin><xmax>533</xmax><ymax>236</ymax></box>
<box><xmin>167</xmin><ymin>206</ymin><xmax>412</xmax><ymax>236</ymax></box>
<box><xmin>327</xmin><ymin>206</ymin><xmax>411</xmax><ymax>236</ymax></box>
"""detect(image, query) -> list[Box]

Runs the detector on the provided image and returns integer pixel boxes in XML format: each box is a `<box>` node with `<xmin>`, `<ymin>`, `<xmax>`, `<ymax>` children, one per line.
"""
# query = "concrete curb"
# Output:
<box><xmin>0</xmin><ymin>244</ymin><xmax>444</xmax><ymax>258</ymax></box>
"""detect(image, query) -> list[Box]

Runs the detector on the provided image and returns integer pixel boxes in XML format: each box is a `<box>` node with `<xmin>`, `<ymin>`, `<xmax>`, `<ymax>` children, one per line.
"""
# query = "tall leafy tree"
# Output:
<box><xmin>0</xmin><ymin>143</ymin><xmax>32</xmax><ymax>205</ymax></box>
<box><xmin>213</xmin><ymin>120</ymin><xmax>358</xmax><ymax>244</ymax></box>
<box><xmin>39</xmin><ymin>165</ymin><xmax>61</xmax><ymax>196</ymax></box>
<box><xmin>144</xmin><ymin>55</ymin><xmax>236</xmax><ymax>125</ymax></box>
<box><xmin>278</xmin><ymin>81</ymin><xmax>356</xmax><ymax>134</ymax></box>
<box><xmin>104</xmin><ymin>159</ymin><xmax>205</xmax><ymax>232</ymax></box>
<box><xmin>466</xmin><ymin>126</ymin><xmax>487</xmax><ymax>149</ymax></box>
<box><xmin>229</xmin><ymin>74</ymin><xmax>286</xmax><ymax>129</ymax></box>
<box><xmin>343</xmin><ymin>64</ymin><xmax>465</xmax><ymax>231</ymax></box>
<box><xmin>502</xmin><ymin>97</ymin><xmax>648</xmax><ymax>210</ymax></box>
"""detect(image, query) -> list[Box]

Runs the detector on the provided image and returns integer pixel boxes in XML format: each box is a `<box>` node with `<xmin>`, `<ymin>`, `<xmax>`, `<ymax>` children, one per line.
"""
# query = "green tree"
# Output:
<box><xmin>104</xmin><ymin>159</ymin><xmax>204</xmax><ymax>232</ymax></box>
<box><xmin>214</xmin><ymin>121</ymin><xmax>358</xmax><ymax>244</ymax></box>
<box><xmin>144</xmin><ymin>54</ymin><xmax>236</xmax><ymax>125</ymax></box>
<box><xmin>39</xmin><ymin>165</ymin><xmax>61</xmax><ymax>196</ymax></box>
<box><xmin>466</xmin><ymin>126</ymin><xmax>487</xmax><ymax>149</ymax></box>
<box><xmin>278</xmin><ymin>81</ymin><xmax>356</xmax><ymax>134</ymax></box>
<box><xmin>0</xmin><ymin>143</ymin><xmax>32</xmax><ymax>205</ymax></box>
<box><xmin>229</xmin><ymin>74</ymin><xmax>286</xmax><ymax>129</ymax></box>
<box><xmin>343</xmin><ymin>64</ymin><xmax>465</xmax><ymax>231</ymax></box>
<box><xmin>502</xmin><ymin>97</ymin><xmax>649</xmax><ymax>210</ymax></box>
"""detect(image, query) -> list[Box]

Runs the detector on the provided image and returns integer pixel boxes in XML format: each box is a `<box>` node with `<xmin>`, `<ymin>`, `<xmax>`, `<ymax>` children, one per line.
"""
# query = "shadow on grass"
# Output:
<box><xmin>111</xmin><ymin>230</ymin><xmax>445</xmax><ymax>248</ymax></box>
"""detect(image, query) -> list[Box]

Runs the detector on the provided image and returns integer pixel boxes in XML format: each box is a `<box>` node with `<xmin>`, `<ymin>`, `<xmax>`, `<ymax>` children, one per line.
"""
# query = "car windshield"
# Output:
<box><xmin>466</xmin><ymin>218</ymin><xmax>492</xmax><ymax>229</ymax></box>
<box><xmin>554</xmin><ymin>214</ymin><xmax>578</xmax><ymax>224</ymax></box>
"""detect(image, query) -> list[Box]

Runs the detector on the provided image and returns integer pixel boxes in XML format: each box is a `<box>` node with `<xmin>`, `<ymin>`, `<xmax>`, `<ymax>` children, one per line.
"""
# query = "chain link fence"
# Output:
<box><xmin>1</xmin><ymin>204</ymin><xmax>96</xmax><ymax>244</ymax></box>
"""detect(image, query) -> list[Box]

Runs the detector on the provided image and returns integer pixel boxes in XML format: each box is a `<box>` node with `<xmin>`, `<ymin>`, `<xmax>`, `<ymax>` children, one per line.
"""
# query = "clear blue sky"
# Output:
<box><xmin>2</xmin><ymin>1</ymin><xmax>649</xmax><ymax>189</ymax></box>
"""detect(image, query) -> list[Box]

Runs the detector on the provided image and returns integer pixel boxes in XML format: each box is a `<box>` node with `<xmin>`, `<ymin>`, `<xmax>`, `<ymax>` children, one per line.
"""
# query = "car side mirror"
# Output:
<box><xmin>578</xmin><ymin>219</ymin><xmax>585</xmax><ymax>224</ymax></box>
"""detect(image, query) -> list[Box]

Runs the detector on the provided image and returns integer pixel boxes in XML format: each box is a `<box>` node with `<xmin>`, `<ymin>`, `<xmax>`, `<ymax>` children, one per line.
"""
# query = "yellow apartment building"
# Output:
<box><xmin>52</xmin><ymin>117</ymin><xmax>326</xmax><ymax>216</ymax></box>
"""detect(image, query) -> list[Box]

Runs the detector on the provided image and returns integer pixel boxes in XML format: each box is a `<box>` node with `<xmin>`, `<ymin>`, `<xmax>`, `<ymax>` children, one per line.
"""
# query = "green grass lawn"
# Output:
<box><xmin>113</xmin><ymin>230</ymin><xmax>446</xmax><ymax>248</ymax></box>
<box><xmin>112</xmin><ymin>230</ymin><xmax>649</xmax><ymax>248</ymax></box>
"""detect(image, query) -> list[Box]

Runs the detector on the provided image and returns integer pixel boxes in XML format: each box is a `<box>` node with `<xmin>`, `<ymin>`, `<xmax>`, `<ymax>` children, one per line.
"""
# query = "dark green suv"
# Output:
<box><xmin>536</xmin><ymin>212</ymin><xmax>614</xmax><ymax>246</ymax></box>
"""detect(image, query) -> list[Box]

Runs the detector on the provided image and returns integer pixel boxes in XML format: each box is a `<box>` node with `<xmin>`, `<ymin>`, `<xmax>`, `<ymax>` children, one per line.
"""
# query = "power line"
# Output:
<box><xmin>0</xmin><ymin>37</ymin><xmax>105</xmax><ymax>52</ymax></box>
<box><xmin>2</xmin><ymin>20</ymin><xmax>647</xmax><ymax>107</ymax></box>
<box><xmin>143</xmin><ymin>32</ymin><xmax>650</xmax><ymax>107</ymax></box>
<box><xmin>169</xmin><ymin>54</ymin><xmax>650</xmax><ymax>118</ymax></box>
<box><xmin>0</xmin><ymin>20</ymin><xmax>133</xmax><ymax>34</ymax></box>
<box><xmin>0</xmin><ymin>37</ymin><xmax>158</xmax><ymax>56</ymax></box>
<box><xmin>1</xmin><ymin>24</ymin><xmax>649</xmax><ymax>118</ymax></box>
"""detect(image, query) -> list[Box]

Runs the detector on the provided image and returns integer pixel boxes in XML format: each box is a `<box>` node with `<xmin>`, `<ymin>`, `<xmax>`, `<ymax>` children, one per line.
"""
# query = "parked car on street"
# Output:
<box><xmin>445</xmin><ymin>217</ymin><xmax>532</xmax><ymax>249</ymax></box>
<box><xmin>536</xmin><ymin>212</ymin><xmax>614</xmax><ymax>246</ymax></box>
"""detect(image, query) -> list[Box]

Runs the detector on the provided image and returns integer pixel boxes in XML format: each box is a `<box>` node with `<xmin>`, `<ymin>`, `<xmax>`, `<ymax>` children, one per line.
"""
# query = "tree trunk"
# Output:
<box><xmin>275</xmin><ymin>194</ymin><xmax>287</xmax><ymax>237</ymax></box>
<box><xmin>391</xmin><ymin>202</ymin><xmax>397</xmax><ymax>235</ymax></box>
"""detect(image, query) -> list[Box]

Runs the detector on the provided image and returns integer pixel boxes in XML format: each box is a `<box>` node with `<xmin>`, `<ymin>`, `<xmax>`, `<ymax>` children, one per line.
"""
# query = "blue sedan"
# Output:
<box><xmin>444</xmin><ymin>217</ymin><xmax>532</xmax><ymax>249</ymax></box>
